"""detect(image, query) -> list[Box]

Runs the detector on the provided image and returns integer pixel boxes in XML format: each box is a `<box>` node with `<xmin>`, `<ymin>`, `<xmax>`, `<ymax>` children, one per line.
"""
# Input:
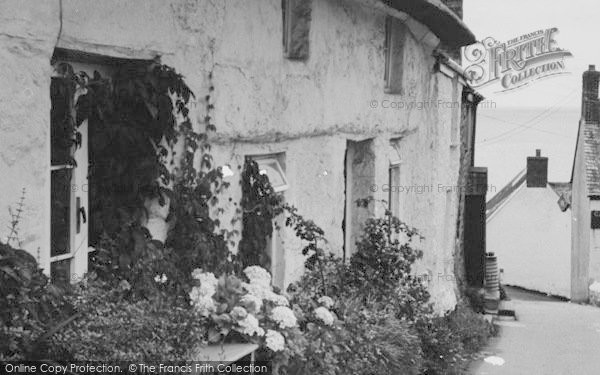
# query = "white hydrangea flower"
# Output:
<box><xmin>154</xmin><ymin>273</ymin><xmax>168</xmax><ymax>284</ymax></box>
<box><xmin>243</xmin><ymin>266</ymin><xmax>272</xmax><ymax>287</ymax></box>
<box><xmin>265</xmin><ymin>330</ymin><xmax>285</xmax><ymax>352</ymax></box>
<box><xmin>189</xmin><ymin>289</ymin><xmax>217</xmax><ymax>317</ymax></box>
<box><xmin>189</xmin><ymin>286</ymin><xmax>203</xmax><ymax>302</ymax></box>
<box><xmin>271</xmin><ymin>306</ymin><xmax>297</xmax><ymax>329</ymax></box>
<box><xmin>314</xmin><ymin>306</ymin><xmax>336</xmax><ymax>326</ymax></box>
<box><xmin>317</xmin><ymin>296</ymin><xmax>334</xmax><ymax>309</ymax></box>
<box><xmin>191</xmin><ymin>268</ymin><xmax>205</xmax><ymax>280</ymax></box>
<box><xmin>237</xmin><ymin>314</ymin><xmax>265</xmax><ymax>337</ymax></box>
<box><xmin>230</xmin><ymin>306</ymin><xmax>248</xmax><ymax>321</ymax></box>
<box><xmin>191</xmin><ymin>269</ymin><xmax>218</xmax><ymax>297</ymax></box>
<box><xmin>240</xmin><ymin>294</ymin><xmax>263</xmax><ymax>313</ymax></box>
<box><xmin>266</xmin><ymin>292</ymin><xmax>290</xmax><ymax>306</ymax></box>
<box><xmin>242</xmin><ymin>282</ymin><xmax>272</xmax><ymax>300</ymax></box>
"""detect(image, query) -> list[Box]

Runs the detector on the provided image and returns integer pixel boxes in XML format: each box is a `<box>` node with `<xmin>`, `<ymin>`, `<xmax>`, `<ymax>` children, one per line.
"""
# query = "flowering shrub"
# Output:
<box><xmin>278</xmin><ymin>210</ymin><xmax>494</xmax><ymax>374</ymax></box>
<box><xmin>186</xmin><ymin>266</ymin><xmax>303</xmax><ymax>363</ymax></box>
<box><xmin>313</xmin><ymin>306</ymin><xmax>335</xmax><ymax>326</ymax></box>
<box><xmin>265</xmin><ymin>329</ymin><xmax>286</xmax><ymax>352</ymax></box>
<box><xmin>284</xmin><ymin>257</ymin><xmax>423</xmax><ymax>375</ymax></box>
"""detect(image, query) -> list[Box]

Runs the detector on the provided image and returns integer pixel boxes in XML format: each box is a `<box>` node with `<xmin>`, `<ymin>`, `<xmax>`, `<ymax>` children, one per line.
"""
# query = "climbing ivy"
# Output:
<box><xmin>237</xmin><ymin>159</ymin><xmax>284</xmax><ymax>269</ymax></box>
<box><xmin>55</xmin><ymin>59</ymin><xmax>235</xmax><ymax>298</ymax></box>
<box><xmin>237</xmin><ymin>159</ymin><xmax>329</xmax><ymax>290</ymax></box>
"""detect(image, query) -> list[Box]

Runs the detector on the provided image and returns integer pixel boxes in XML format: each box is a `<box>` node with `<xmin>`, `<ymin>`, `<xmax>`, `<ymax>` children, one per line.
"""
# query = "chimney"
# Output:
<box><xmin>526</xmin><ymin>149</ymin><xmax>548</xmax><ymax>188</ymax></box>
<box><xmin>441</xmin><ymin>0</ymin><xmax>463</xmax><ymax>19</ymax></box>
<box><xmin>582</xmin><ymin>65</ymin><xmax>600</xmax><ymax>123</ymax></box>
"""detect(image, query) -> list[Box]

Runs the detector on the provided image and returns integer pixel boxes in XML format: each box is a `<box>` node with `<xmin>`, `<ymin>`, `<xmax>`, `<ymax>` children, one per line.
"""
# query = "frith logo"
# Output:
<box><xmin>462</xmin><ymin>28</ymin><xmax>573</xmax><ymax>92</ymax></box>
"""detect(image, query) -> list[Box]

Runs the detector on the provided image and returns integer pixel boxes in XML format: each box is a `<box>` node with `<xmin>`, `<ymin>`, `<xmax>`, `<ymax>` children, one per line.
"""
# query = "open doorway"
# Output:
<box><xmin>49</xmin><ymin>49</ymin><xmax>167</xmax><ymax>284</ymax></box>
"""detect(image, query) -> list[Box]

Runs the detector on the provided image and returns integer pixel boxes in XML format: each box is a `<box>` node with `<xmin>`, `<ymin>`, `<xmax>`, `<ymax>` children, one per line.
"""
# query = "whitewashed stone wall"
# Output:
<box><xmin>0</xmin><ymin>0</ymin><xmax>466</xmax><ymax>312</ymax></box>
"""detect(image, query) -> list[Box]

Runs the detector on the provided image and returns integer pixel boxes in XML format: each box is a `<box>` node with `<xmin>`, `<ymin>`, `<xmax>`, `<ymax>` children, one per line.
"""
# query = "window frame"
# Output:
<box><xmin>383</xmin><ymin>16</ymin><xmax>406</xmax><ymax>94</ymax></box>
<box><xmin>247</xmin><ymin>153</ymin><xmax>289</xmax><ymax>288</ymax></box>
<box><xmin>256</xmin><ymin>157</ymin><xmax>290</xmax><ymax>193</ymax></box>
<box><xmin>282</xmin><ymin>0</ymin><xmax>293</xmax><ymax>57</ymax></box>
<box><xmin>281</xmin><ymin>0</ymin><xmax>312</xmax><ymax>60</ymax></box>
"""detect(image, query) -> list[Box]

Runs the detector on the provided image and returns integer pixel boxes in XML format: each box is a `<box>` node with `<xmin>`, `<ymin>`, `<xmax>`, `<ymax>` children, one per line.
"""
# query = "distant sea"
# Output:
<box><xmin>474</xmin><ymin>107</ymin><xmax>580</xmax><ymax>199</ymax></box>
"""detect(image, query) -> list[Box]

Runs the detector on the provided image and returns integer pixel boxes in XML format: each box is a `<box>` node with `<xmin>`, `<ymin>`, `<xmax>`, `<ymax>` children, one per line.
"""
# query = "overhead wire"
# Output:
<box><xmin>476</xmin><ymin>87</ymin><xmax>579</xmax><ymax>146</ymax></box>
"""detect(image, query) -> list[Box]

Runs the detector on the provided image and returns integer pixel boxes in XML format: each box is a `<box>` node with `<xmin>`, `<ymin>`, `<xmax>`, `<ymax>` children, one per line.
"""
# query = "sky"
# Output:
<box><xmin>464</xmin><ymin>0</ymin><xmax>600</xmax><ymax>109</ymax></box>
<box><xmin>463</xmin><ymin>0</ymin><xmax>600</xmax><ymax>194</ymax></box>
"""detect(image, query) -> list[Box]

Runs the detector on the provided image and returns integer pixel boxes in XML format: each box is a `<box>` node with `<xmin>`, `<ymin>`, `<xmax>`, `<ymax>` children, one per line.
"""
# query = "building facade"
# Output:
<box><xmin>571</xmin><ymin>65</ymin><xmax>600</xmax><ymax>303</ymax></box>
<box><xmin>0</xmin><ymin>0</ymin><xmax>479</xmax><ymax>311</ymax></box>
<box><xmin>487</xmin><ymin>150</ymin><xmax>572</xmax><ymax>298</ymax></box>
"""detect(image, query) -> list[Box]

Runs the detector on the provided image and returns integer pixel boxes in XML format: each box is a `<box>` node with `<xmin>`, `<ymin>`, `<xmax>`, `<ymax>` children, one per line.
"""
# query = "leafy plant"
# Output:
<box><xmin>6</xmin><ymin>188</ymin><xmax>26</xmax><ymax>247</ymax></box>
<box><xmin>55</xmin><ymin>61</ymin><xmax>237</xmax><ymax>299</ymax></box>
<box><xmin>285</xmin><ymin>254</ymin><xmax>424</xmax><ymax>375</ymax></box>
<box><xmin>72</xmin><ymin>62</ymin><xmax>193</xmax><ymax>251</ymax></box>
<box><xmin>0</xmin><ymin>242</ymin><xmax>71</xmax><ymax>360</ymax></box>
<box><xmin>281</xmin><ymin>203</ymin><xmax>494</xmax><ymax>374</ymax></box>
<box><xmin>416</xmin><ymin>303</ymin><xmax>496</xmax><ymax>375</ymax></box>
<box><xmin>49</xmin><ymin>277</ymin><xmax>206</xmax><ymax>361</ymax></box>
<box><xmin>238</xmin><ymin>159</ymin><xmax>284</xmax><ymax>269</ymax></box>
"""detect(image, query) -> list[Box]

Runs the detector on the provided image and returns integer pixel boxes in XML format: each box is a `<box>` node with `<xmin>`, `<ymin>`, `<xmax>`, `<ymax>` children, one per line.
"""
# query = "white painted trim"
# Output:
<box><xmin>438</xmin><ymin>62</ymin><xmax>456</xmax><ymax>79</ymax></box>
<box><xmin>50</xmin><ymin>164</ymin><xmax>74</xmax><ymax>171</ymax></box>
<box><xmin>256</xmin><ymin>158</ymin><xmax>289</xmax><ymax>193</ymax></box>
<box><xmin>50</xmin><ymin>252</ymin><xmax>74</xmax><ymax>262</ymax></box>
<box><xmin>56</xmin><ymin>36</ymin><xmax>168</xmax><ymax>60</ymax></box>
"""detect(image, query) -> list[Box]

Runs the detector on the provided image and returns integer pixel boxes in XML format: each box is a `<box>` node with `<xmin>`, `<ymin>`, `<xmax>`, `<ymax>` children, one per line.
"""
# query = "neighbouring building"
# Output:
<box><xmin>571</xmin><ymin>65</ymin><xmax>600</xmax><ymax>303</ymax></box>
<box><xmin>487</xmin><ymin>150</ymin><xmax>572</xmax><ymax>298</ymax></box>
<box><xmin>0</xmin><ymin>0</ymin><xmax>481</xmax><ymax>311</ymax></box>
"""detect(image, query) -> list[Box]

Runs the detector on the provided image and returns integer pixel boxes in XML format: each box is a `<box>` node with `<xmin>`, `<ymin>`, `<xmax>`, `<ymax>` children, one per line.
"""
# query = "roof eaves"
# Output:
<box><xmin>386</xmin><ymin>0</ymin><xmax>476</xmax><ymax>48</ymax></box>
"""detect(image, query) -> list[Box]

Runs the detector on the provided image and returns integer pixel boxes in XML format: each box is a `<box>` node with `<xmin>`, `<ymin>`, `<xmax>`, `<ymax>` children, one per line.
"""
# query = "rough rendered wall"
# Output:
<box><xmin>0</xmin><ymin>0</ymin><xmax>465</xmax><ymax>312</ymax></box>
<box><xmin>210</xmin><ymin>0</ymin><xmax>464</xmax><ymax>311</ymax></box>
<box><xmin>0</xmin><ymin>1</ymin><xmax>60</xmax><ymax>268</ymax></box>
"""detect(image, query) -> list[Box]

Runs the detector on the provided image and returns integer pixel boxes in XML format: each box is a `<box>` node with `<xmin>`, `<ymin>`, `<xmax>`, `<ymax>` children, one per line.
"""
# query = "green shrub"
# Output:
<box><xmin>338</xmin><ymin>302</ymin><xmax>423</xmax><ymax>375</ymax></box>
<box><xmin>283</xmin><ymin>213</ymin><xmax>428</xmax><ymax>375</ymax></box>
<box><xmin>285</xmin><ymin>267</ymin><xmax>424</xmax><ymax>375</ymax></box>
<box><xmin>0</xmin><ymin>242</ymin><xmax>72</xmax><ymax>360</ymax></box>
<box><xmin>49</xmin><ymin>277</ymin><xmax>206</xmax><ymax>361</ymax></box>
<box><xmin>417</xmin><ymin>303</ymin><xmax>496</xmax><ymax>374</ymax></box>
<box><xmin>283</xmin><ymin>210</ymin><xmax>495</xmax><ymax>375</ymax></box>
<box><xmin>447</xmin><ymin>302</ymin><xmax>496</xmax><ymax>353</ymax></box>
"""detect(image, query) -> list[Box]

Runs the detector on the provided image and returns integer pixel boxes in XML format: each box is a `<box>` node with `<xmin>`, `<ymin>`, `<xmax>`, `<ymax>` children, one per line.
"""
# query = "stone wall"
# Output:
<box><xmin>0</xmin><ymin>0</ymin><xmax>61</xmax><ymax>267</ymax></box>
<box><xmin>0</xmin><ymin>0</ymin><xmax>466</xmax><ymax>312</ymax></box>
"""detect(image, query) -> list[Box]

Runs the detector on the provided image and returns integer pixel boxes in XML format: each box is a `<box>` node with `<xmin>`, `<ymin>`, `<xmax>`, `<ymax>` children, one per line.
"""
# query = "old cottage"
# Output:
<box><xmin>486</xmin><ymin>150</ymin><xmax>572</xmax><ymax>298</ymax></box>
<box><xmin>0</xmin><ymin>0</ymin><xmax>483</xmax><ymax>312</ymax></box>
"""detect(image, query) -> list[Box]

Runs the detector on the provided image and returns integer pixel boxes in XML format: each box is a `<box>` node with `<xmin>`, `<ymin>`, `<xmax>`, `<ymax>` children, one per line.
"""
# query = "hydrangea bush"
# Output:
<box><xmin>187</xmin><ymin>266</ymin><xmax>302</xmax><ymax>354</ymax></box>
<box><xmin>186</xmin><ymin>265</ymin><xmax>350</xmax><ymax>373</ymax></box>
